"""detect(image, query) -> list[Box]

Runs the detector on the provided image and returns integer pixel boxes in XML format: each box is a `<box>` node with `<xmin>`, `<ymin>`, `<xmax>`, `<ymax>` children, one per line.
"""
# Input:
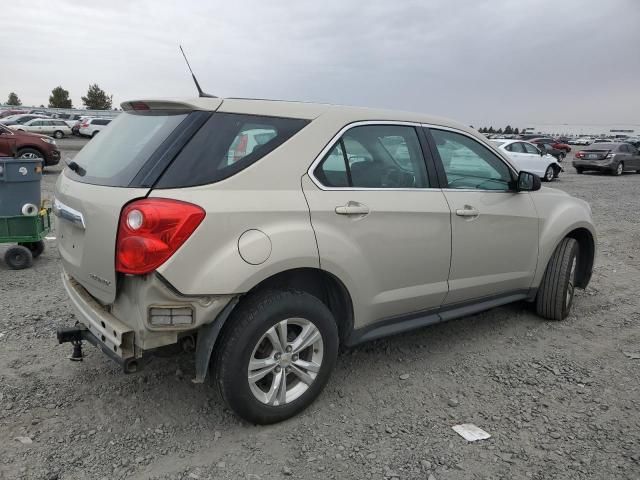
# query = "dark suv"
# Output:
<box><xmin>0</xmin><ymin>124</ymin><xmax>61</xmax><ymax>166</ymax></box>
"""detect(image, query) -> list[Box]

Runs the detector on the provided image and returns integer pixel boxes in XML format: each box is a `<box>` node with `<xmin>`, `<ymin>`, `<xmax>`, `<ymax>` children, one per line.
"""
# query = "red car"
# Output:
<box><xmin>529</xmin><ymin>137</ymin><xmax>572</xmax><ymax>154</ymax></box>
<box><xmin>0</xmin><ymin>109</ymin><xmax>27</xmax><ymax>118</ymax></box>
<box><xmin>0</xmin><ymin>123</ymin><xmax>61</xmax><ymax>166</ymax></box>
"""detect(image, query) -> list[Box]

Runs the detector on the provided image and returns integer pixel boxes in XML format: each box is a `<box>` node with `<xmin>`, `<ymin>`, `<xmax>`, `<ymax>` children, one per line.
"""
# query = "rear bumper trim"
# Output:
<box><xmin>61</xmin><ymin>272</ymin><xmax>136</xmax><ymax>360</ymax></box>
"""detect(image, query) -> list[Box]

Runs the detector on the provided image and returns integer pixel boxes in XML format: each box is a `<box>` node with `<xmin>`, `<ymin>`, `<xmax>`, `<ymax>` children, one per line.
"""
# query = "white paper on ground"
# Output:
<box><xmin>452</xmin><ymin>424</ymin><xmax>491</xmax><ymax>441</ymax></box>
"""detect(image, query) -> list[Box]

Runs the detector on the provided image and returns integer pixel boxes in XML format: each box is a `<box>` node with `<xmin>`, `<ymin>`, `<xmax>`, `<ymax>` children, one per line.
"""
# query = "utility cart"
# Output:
<box><xmin>0</xmin><ymin>157</ymin><xmax>49</xmax><ymax>269</ymax></box>
<box><xmin>0</xmin><ymin>209</ymin><xmax>51</xmax><ymax>269</ymax></box>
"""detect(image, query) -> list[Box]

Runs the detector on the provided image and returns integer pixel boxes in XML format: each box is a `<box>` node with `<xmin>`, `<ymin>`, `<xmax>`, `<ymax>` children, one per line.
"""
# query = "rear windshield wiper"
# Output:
<box><xmin>66</xmin><ymin>160</ymin><xmax>86</xmax><ymax>176</ymax></box>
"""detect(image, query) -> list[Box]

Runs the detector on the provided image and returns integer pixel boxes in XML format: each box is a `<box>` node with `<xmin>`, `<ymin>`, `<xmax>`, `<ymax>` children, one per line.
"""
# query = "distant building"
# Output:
<box><xmin>522</xmin><ymin>124</ymin><xmax>638</xmax><ymax>138</ymax></box>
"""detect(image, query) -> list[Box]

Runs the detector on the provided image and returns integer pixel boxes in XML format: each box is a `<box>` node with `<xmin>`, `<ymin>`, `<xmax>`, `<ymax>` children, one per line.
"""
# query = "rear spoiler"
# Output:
<box><xmin>120</xmin><ymin>98</ymin><xmax>222</xmax><ymax>112</ymax></box>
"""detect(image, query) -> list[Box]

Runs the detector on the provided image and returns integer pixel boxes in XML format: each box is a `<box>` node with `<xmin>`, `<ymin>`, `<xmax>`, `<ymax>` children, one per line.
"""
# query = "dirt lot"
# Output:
<box><xmin>1</xmin><ymin>146</ymin><xmax>639</xmax><ymax>480</ymax></box>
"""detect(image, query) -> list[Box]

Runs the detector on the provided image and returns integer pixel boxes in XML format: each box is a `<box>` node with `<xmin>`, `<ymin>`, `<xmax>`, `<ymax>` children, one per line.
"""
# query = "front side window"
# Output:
<box><xmin>314</xmin><ymin>125</ymin><xmax>428</xmax><ymax>189</ymax></box>
<box><xmin>430</xmin><ymin>129</ymin><xmax>513</xmax><ymax>191</ymax></box>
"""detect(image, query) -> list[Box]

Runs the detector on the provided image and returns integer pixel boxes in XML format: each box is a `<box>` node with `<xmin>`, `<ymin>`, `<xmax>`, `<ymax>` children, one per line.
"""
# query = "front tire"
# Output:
<box><xmin>575</xmin><ymin>167</ymin><xmax>584</xmax><ymax>174</ymax></box>
<box><xmin>536</xmin><ymin>238</ymin><xmax>579</xmax><ymax>321</ymax></box>
<box><xmin>4</xmin><ymin>245</ymin><xmax>33</xmax><ymax>270</ymax></box>
<box><xmin>544</xmin><ymin>166</ymin><xmax>555</xmax><ymax>182</ymax></box>
<box><xmin>53</xmin><ymin>130</ymin><xmax>64</xmax><ymax>139</ymax></box>
<box><xmin>17</xmin><ymin>148</ymin><xmax>43</xmax><ymax>159</ymax></box>
<box><xmin>214</xmin><ymin>289</ymin><xmax>339</xmax><ymax>424</ymax></box>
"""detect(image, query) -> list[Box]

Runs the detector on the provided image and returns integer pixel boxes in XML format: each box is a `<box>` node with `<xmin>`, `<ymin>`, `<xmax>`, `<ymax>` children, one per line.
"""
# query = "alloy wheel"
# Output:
<box><xmin>247</xmin><ymin>318</ymin><xmax>324</xmax><ymax>406</ymax></box>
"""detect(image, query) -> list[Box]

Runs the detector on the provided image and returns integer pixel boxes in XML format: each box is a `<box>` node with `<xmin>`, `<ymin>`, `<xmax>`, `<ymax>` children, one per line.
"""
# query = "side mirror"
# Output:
<box><xmin>513</xmin><ymin>171</ymin><xmax>541</xmax><ymax>192</ymax></box>
<box><xmin>539</xmin><ymin>148</ymin><xmax>545</xmax><ymax>156</ymax></box>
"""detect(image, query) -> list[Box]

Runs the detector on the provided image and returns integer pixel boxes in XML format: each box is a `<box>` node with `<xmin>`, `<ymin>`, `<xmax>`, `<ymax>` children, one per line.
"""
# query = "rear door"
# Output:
<box><xmin>426</xmin><ymin>127</ymin><xmax>539</xmax><ymax>304</ymax></box>
<box><xmin>54</xmin><ymin>104</ymin><xmax>219</xmax><ymax>304</ymax></box>
<box><xmin>302</xmin><ymin>123</ymin><xmax>451</xmax><ymax>327</ymax></box>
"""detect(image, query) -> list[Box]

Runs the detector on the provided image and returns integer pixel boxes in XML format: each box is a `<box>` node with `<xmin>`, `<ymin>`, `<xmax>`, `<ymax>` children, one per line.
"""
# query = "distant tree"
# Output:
<box><xmin>488</xmin><ymin>126</ymin><xmax>495</xmax><ymax>134</ymax></box>
<box><xmin>39</xmin><ymin>104</ymin><xmax>44</xmax><ymax>108</ymax></box>
<box><xmin>514</xmin><ymin>127</ymin><xmax>520</xmax><ymax>135</ymax></box>
<box><xmin>6</xmin><ymin>92</ymin><xmax>21</xmax><ymax>106</ymax></box>
<box><xmin>497</xmin><ymin>128</ymin><xmax>503</xmax><ymax>134</ymax></box>
<box><xmin>49</xmin><ymin>86</ymin><xmax>73</xmax><ymax>108</ymax></box>
<box><xmin>469</xmin><ymin>125</ymin><xmax>474</xmax><ymax>129</ymax></box>
<box><xmin>478</xmin><ymin>127</ymin><xmax>484</xmax><ymax>133</ymax></box>
<box><xmin>504</xmin><ymin>125</ymin><xmax>513</xmax><ymax>135</ymax></box>
<box><xmin>81</xmin><ymin>84</ymin><xmax>112</xmax><ymax>110</ymax></box>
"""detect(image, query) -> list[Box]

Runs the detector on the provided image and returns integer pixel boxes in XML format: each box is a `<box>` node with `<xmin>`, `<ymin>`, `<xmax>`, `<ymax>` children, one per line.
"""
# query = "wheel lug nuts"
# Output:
<box><xmin>292</xmin><ymin>354</ymin><xmax>298</xmax><ymax>361</ymax></box>
<box><xmin>275</xmin><ymin>366</ymin><xmax>281</xmax><ymax>373</ymax></box>
<box><xmin>286</xmin><ymin>345</ymin><xmax>292</xmax><ymax>353</ymax></box>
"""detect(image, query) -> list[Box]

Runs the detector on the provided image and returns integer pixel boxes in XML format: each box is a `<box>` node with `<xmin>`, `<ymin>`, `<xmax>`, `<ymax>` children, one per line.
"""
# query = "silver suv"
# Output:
<box><xmin>54</xmin><ymin>97</ymin><xmax>596</xmax><ymax>424</ymax></box>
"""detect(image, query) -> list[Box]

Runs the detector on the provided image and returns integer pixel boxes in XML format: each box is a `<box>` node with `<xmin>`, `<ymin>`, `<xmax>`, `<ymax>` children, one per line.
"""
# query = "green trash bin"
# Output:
<box><xmin>0</xmin><ymin>157</ymin><xmax>43</xmax><ymax>216</ymax></box>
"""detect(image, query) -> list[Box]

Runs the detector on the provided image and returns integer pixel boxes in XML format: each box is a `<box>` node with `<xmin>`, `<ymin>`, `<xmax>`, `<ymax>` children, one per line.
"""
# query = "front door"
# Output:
<box><xmin>302</xmin><ymin>123</ymin><xmax>452</xmax><ymax>329</ymax></box>
<box><xmin>0</xmin><ymin>127</ymin><xmax>17</xmax><ymax>156</ymax></box>
<box><xmin>426</xmin><ymin>127</ymin><xmax>539</xmax><ymax>305</ymax></box>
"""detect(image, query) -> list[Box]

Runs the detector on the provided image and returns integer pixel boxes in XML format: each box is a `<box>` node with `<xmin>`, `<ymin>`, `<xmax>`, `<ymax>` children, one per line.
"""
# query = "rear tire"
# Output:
<box><xmin>91</xmin><ymin>131</ymin><xmax>99</xmax><ymax>138</ymax></box>
<box><xmin>535</xmin><ymin>238</ymin><xmax>579</xmax><ymax>321</ymax></box>
<box><xmin>613</xmin><ymin>162</ymin><xmax>624</xmax><ymax>176</ymax></box>
<box><xmin>18</xmin><ymin>240</ymin><xmax>45</xmax><ymax>258</ymax></box>
<box><xmin>214</xmin><ymin>289</ymin><xmax>339</xmax><ymax>424</ymax></box>
<box><xmin>575</xmin><ymin>168</ymin><xmax>584</xmax><ymax>174</ymax></box>
<box><xmin>53</xmin><ymin>130</ymin><xmax>64</xmax><ymax>139</ymax></box>
<box><xmin>559</xmin><ymin>152</ymin><xmax>566</xmax><ymax>161</ymax></box>
<box><xmin>4</xmin><ymin>245</ymin><xmax>33</xmax><ymax>270</ymax></box>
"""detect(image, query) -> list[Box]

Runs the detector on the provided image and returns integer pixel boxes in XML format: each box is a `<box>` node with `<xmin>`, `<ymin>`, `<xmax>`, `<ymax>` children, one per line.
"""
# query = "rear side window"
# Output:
<box><xmin>314</xmin><ymin>125</ymin><xmax>429</xmax><ymax>189</ymax></box>
<box><xmin>155</xmin><ymin>113</ymin><xmax>308</xmax><ymax>188</ymax></box>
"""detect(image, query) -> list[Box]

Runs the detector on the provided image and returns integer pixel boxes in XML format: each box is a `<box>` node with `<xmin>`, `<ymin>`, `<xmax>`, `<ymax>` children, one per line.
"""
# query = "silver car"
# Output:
<box><xmin>54</xmin><ymin>97</ymin><xmax>596</xmax><ymax>424</ymax></box>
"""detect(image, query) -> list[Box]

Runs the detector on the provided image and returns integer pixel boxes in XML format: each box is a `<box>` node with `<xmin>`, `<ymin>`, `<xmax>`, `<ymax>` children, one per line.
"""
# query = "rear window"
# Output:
<box><xmin>67</xmin><ymin>111</ymin><xmax>190</xmax><ymax>186</ymax></box>
<box><xmin>155</xmin><ymin>113</ymin><xmax>308</xmax><ymax>188</ymax></box>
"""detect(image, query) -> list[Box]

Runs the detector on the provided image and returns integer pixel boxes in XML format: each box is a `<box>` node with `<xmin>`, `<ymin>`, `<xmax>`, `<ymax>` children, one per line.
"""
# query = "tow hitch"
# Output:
<box><xmin>57</xmin><ymin>324</ymin><xmax>140</xmax><ymax>373</ymax></box>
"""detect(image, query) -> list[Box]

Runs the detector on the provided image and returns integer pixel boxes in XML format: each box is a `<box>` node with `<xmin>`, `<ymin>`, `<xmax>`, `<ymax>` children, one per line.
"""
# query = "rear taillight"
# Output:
<box><xmin>576</xmin><ymin>151</ymin><xmax>584</xmax><ymax>158</ymax></box>
<box><xmin>116</xmin><ymin>198</ymin><xmax>205</xmax><ymax>275</ymax></box>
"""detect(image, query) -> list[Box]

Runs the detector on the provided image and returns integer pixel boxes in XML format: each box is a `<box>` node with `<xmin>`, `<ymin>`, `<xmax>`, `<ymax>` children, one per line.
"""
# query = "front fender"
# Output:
<box><xmin>531</xmin><ymin>190</ymin><xmax>596</xmax><ymax>289</ymax></box>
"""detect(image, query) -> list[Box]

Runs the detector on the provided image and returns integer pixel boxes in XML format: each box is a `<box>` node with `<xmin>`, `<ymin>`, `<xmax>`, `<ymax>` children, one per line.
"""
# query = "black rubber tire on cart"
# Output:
<box><xmin>18</xmin><ymin>240</ymin><xmax>45</xmax><ymax>258</ymax></box>
<box><xmin>214</xmin><ymin>289</ymin><xmax>339</xmax><ymax>424</ymax></box>
<box><xmin>535</xmin><ymin>237</ymin><xmax>579</xmax><ymax>321</ymax></box>
<box><xmin>4</xmin><ymin>245</ymin><xmax>34</xmax><ymax>270</ymax></box>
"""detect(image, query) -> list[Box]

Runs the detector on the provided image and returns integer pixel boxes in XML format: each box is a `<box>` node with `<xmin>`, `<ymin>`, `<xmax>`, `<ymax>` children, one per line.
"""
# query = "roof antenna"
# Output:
<box><xmin>179</xmin><ymin>45</ymin><xmax>216</xmax><ymax>98</ymax></box>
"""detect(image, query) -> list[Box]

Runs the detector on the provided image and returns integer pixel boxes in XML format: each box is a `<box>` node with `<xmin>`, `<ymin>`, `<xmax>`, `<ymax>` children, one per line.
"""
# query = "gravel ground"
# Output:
<box><xmin>1</xmin><ymin>149</ymin><xmax>639</xmax><ymax>480</ymax></box>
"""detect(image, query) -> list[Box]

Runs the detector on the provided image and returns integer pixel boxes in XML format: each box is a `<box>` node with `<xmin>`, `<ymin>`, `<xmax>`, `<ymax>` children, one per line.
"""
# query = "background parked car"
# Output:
<box><xmin>0</xmin><ymin>114</ymin><xmax>49</xmax><ymax>126</ymax></box>
<box><xmin>538</xmin><ymin>142</ymin><xmax>567</xmax><ymax>161</ymax></box>
<box><xmin>571</xmin><ymin>137</ymin><xmax>593</xmax><ymax>145</ymax></box>
<box><xmin>79</xmin><ymin>117</ymin><xmax>112</xmax><ymax>137</ymax></box>
<box><xmin>529</xmin><ymin>137</ymin><xmax>571</xmax><ymax>154</ymax></box>
<box><xmin>573</xmin><ymin>142</ymin><xmax>640</xmax><ymax>175</ymax></box>
<box><xmin>52</xmin><ymin>113</ymin><xmax>84</xmax><ymax>128</ymax></box>
<box><xmin>0</xmin><ymin>123</ymin><xmax>60</xmax><ymax>165</ymax></box>
<box><xmin>10</xmin><ymin>118</ymin><xmax>72</xmax><ymax>139</ymax></box>
<box><xmin>0</xmin><ymin>109</ymin><xmax>27</xmax><ymax>118</ymax></box>
<box><xmin>491</xmin><ymin>139</ymin><xmax>563</xmax><ymax>181</ymax></box>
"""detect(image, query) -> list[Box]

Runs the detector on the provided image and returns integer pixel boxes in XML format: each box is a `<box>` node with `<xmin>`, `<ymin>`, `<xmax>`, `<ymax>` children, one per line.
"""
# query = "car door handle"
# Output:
<box><xmin>335</xmin><ymin>202</ymin><xmax>370</xmax><ymax>216</ymax></box>
<box><xmin>455</xmin><ymin>206</ymin><xmax>479</xmax><ymax>217</ymax></box>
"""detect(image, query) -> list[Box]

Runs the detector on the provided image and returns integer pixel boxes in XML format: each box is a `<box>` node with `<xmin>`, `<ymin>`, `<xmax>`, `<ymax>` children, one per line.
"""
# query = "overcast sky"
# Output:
<box><xmin>1</xmin><ymin>0</ymin><xmax>638</xmax><ymax>127</ymax></box>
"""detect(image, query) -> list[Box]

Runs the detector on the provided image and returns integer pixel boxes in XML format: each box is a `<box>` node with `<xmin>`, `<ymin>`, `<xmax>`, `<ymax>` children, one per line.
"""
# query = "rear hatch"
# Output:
<box><xmin>54</xmin><ymin>100</ymin><xmax>220</xmax><ymax>304</ymax></box>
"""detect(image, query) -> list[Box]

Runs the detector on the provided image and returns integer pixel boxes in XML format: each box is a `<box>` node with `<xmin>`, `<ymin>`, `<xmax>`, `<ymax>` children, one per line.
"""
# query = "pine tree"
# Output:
<box><xmin>49</xmin><ymin>86</ymin><xmax>73</xmax><ymax>108</ymax></box>
<box><xmin>504</xmin><ymin>125</ymin><xmax>513</xmax><ymax>135</ymax></box>
<box><xmin>81</xmin><ymin>84</ymin><xmax>113</xmax><ymax>110</ymax></box>
<box><xmin>6</xmin><ymin>92</ymin><xmax>21</xmax><ymax>106</ymax></box>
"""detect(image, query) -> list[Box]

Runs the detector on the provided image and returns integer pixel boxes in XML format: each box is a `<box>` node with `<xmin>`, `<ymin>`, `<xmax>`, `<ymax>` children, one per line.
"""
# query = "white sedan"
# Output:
<box><xmin>9</xmin><ymin>118</ymin><xmax>72</xmax><ymax>139</ymax></box>
<box><xmin>491</xmin><ymin>139</ymin><xmax>563</xmax><ymax>182</ymax></box>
